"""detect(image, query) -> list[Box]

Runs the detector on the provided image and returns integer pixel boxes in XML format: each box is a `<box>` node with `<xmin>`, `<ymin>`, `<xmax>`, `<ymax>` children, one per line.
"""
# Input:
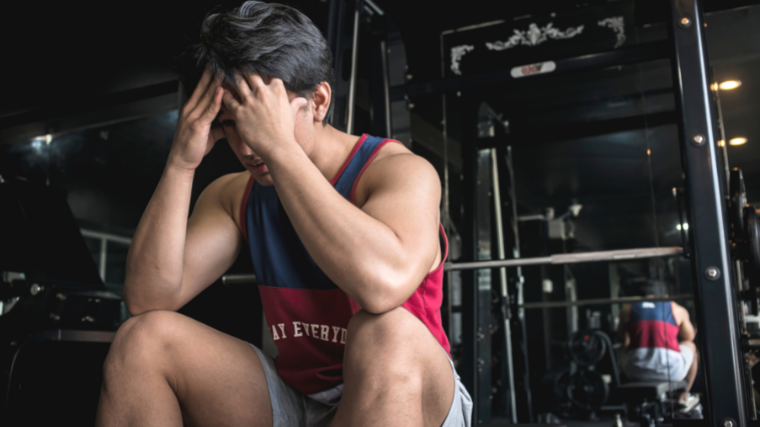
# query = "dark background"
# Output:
<box><xmin>2</xmin><ymin>0</ymin><xmax>760</xmax><ymax>419</ymax></box>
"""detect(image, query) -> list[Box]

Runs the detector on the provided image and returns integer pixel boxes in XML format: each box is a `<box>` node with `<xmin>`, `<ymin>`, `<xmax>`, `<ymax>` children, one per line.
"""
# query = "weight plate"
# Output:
<box><xmin>730</xmin><ymin>168</ymin><xmax>747</xmax><ymax>240</ymax></box>
<box><xmin>745</xmin><ymin>206</ymin><xmax>760</xmax><ymax>277</ymax></box>
<box><xmin>567</xmin><ymin>370</ymin><xmax>609</xmax><ymax>411</ymax></box>
<box><xmin>569</xmin><ymin>331</ymin><xmax>607</xmax><ymax>367</ymax></box>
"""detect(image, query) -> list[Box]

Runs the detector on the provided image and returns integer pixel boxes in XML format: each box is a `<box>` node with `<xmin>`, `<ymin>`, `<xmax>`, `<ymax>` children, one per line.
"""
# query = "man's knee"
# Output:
<box><xmin>104</xmin><ymin>310</ymin><xmax>185</xmax><ymax>378</ymax></box>
<box><xmin>345</xmin><ymin>308</ymin><xmax>424</xmax><ymax>386</ymax></box>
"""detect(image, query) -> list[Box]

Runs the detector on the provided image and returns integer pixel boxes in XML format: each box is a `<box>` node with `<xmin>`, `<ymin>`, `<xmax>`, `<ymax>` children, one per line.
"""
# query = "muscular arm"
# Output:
<box><xmin>672</xmin><ymin>302</ymin><xmax>696</xmax><ymax>342</ymax></box>
<box><xmin>124</xmin><ymin>171</ymin><xmax>244</xmax><ymax>315</ymax></box>
<box><xmin>267</xmin><ymin>147</ymin><xmax>441</xmax><ymax>314</ymax></box>
<box><xmin>124</xmin><ymin>68</ymin><xmax>244</xmax><ymax>315</ymax></box>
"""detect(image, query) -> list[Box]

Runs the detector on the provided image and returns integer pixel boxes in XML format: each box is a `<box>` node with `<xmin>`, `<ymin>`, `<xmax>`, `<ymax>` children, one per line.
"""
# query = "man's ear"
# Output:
<box><xmin>311</xmin><ymin>82</ymin><xmax>332</xmax><ymax>123</ymax></box>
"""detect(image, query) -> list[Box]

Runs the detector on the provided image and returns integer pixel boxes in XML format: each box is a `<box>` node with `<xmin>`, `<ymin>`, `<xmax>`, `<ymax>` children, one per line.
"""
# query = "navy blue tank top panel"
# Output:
<box><xmin>628</xmin><ymin>301</ymin><xmax>677</xmax><ymax>326</ymax></box>
<box><xmin>245</xmin><ymin>135</ymin><xmax>389</xmax><ymax>290</ymax></box>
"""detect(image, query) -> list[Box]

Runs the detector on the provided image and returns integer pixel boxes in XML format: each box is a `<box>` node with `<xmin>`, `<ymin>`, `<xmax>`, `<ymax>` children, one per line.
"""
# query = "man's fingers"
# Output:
<box><xmin>198</xmin><ymin>87</ymin><xmax>224</xmax><ymax>124</ymax></box>
<box><xmin>247</xmin><ymin>74</ymin><xmax>266</xmax><ymax>92</ymax></box>
<box><xmin>191</xmin><ymin>76</ymin><xmax>222</xmax><ymax>118</ymax></box>
<box><xmin>290</xmin><ymin>97</ymin><xmax>308</xmax><ymax>116</ymax></box>
<box><xmin>234</xmin><ymin>73</ymin><xmax>253</xmax><ymax>100</ymax></box>
<box><xmin>222</xmin><ymin>90</ymin><xmax>241</xmax><ymax>111</ymax></box>
<box><xmin>185</xmin><ymin>67</ymin><xmax>215</xmax><ymax>113</ymax></box>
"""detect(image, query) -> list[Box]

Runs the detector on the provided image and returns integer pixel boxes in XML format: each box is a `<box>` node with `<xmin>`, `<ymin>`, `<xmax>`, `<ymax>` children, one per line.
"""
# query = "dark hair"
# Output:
<box><xmin>185</xmin><ymin>1</ymin><xmax>334</xmax><ymax>114</ymax></box>
<box><xmin>637</xmin><ymin>279</ymin><xmax>669</xmax><ymax>297</ymax></box>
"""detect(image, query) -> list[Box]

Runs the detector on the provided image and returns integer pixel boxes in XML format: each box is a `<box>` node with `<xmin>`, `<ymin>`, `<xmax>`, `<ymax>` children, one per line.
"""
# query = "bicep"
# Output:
<box><xmin>176</xmin><ymin>187</ymin><xmax>244</xmax><ymax>307</ymax></box>
<box><xmin>359</xmin><ymin>155</ymin><xmax>441</xmax><ymax>280</ymax></box>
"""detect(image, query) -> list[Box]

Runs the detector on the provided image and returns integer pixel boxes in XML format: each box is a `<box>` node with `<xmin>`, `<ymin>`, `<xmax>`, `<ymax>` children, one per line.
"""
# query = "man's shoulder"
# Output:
<box><xmin>354</xmin><ymin>141</ymin><xmax>439</xmax><ymax>205</ymax></box>
<box><xmin>200</xmin><ymin>171</ymin><xmax>251</xmax><ymax>218</ymax></box>
<box><xmin>364</xmin><ymin>140</ymin><xmax>437</xmax><ymax>180</ymax></box>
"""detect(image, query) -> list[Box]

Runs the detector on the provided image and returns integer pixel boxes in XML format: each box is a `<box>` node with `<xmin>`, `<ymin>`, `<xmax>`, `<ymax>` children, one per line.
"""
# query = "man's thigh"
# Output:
<box><xmin>117</xmin><ymin>310</ymin><xmax>273</xmax><ymax>427</ymax></box>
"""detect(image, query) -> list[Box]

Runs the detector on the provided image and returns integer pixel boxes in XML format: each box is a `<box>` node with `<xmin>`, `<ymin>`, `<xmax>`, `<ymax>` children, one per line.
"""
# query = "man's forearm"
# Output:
<box><xmin>124</xmin><ymin>162</ymin><xmax>195</xmax><ymax>314</ymax></box>
<box><xmin>267</xmin><ymin>147</ymin><xmax>413</xmax><ymax>313</ymax></box>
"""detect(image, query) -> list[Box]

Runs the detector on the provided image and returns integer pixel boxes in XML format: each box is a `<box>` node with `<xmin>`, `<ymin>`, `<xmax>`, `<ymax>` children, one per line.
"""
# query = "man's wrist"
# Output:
<box><xmin>164</xmin><ymin>157</ymin><xmax>198</xmax><ymax>180</ymax></box>
<box><xmin>265</xmin><ymin>138</ymin><xmax>308</xmax><ymax>169</ymax></box>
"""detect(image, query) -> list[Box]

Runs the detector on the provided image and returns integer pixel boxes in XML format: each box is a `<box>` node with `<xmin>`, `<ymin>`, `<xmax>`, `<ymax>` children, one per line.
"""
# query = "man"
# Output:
<box><xmin>94</xmin><ymin>2</ymin><xmax>472</xmax><ymax>426</ymax></box>
<box><xmin>618</xmin><ymin>280</ymin><xmax>699</xmax><ymax>413</ymax></box>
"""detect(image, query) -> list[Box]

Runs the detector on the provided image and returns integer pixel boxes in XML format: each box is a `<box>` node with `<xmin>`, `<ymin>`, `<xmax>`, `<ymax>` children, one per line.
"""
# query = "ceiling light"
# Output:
<box><xmin>730</xmin><ymin>137</ymin><xmax>747</xmax><ymax>146</ymax></box>
<box><xmin>719</xmin><ymin>80</ymin><xmax>742</xmax><ymax>90</ymax></box>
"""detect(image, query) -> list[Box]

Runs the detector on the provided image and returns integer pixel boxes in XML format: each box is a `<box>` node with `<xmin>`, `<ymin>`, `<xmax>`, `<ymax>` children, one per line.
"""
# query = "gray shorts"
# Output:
<box><xmin>249</xmin><ymin>344</ymin><xmax>473</xmax><ymax>427</ymax></box>
<box><xmin>623</xmin><ymin>344</ymin><xmax>695</xmax><ymax>382</ymax></box>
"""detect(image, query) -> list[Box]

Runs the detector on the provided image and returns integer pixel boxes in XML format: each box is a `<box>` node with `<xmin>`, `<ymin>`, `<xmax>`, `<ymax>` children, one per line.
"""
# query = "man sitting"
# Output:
<box><xmin>618</xmin><ymin>279</ymin><xmax>700</xmax><ymax>413</ymax></box>
<box><xmin>94</xmin><ymin>2</ymin><xmax>472</xmax><ymax>426</ymax></box>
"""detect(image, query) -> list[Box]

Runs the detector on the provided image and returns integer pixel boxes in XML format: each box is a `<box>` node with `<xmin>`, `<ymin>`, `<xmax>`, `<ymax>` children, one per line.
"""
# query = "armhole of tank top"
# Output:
<box><xmin>330</xmin><ymin>134</ymin><xmax>369</xmax><ymax>185</ymax></box>
<box><xmin>429</xmin><ymin>224</ymin><xmax>449</xmax><ymax>275</ymax></box>
<box><xmin>239</xmin><ymin>175</ymin><xmax>255</xmax><ymax>243</ymax></box>
<box><xmin>349</xmin><ymin>139</ymin><xmax>402</xmax><ymax>204</ymax></box>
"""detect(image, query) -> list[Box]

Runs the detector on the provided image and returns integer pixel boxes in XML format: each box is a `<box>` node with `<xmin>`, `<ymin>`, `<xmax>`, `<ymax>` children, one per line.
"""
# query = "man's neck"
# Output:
<box><xmin>307</xmin><ymin>124</ymin><xmax>362</xmax><ymax>182</ymax></box>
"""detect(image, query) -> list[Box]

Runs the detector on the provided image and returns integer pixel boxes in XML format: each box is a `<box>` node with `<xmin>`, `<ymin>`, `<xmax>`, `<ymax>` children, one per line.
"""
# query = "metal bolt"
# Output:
<box><xmin>29</xmin><ymin>283</ymin><xmax>43</xmax><ymax>296</ymax></box>
<box><xmin>406</xmin><ymin>74</ymin><xmax>413</xmax><ymax>80</ymax></box>
<box><xmin>408</xmin><ymin>103</ymin><xmax>415</xmax><ymax>109</ymax></box>
<box><xmin>692</xmin><ymin>134</ymin><xmax>705</xmax><ymax>146</ymax></box>
<box><xmin>55</xmin><ymin>293</ymin><xmax>66</xmax><ymax>301</ymax></box>
<box><xmin>0</xmin><ymin>175</ymin><xmax>4</xmax><ymax>184</ymax></box>
<box><xmin>82</xmin><ymin>315</ymin><xmax>95</xmax><ymax>323</ymax></box>
<box><xmin>723</xmin><ymin>419</ymin><xmax>735</xmax><ymax>427</ymax></box>
<box><xmin>705</xmin><ymin>267</ymin><xmax>721</xmax><ymax>280</ymax></box>
<box><xmin>679</xmin><ymin>17</ymin><xmax>692</xmax><ymax>27</ymax></box>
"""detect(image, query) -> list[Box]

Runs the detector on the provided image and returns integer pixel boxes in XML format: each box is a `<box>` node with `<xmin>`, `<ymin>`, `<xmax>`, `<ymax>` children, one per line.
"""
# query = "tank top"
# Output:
<box><xmin>624</xmin><ymin>301</ymin><xmax>682</xmax><ymax>379</ymax></box>
<box><xmin>626</xmin><ymin>301</ymin><xmax>680</xmax><ymax>352</ymax></box>
<box><xmin>239</xmin><ymin>134</ymin><xmax>450</xmax><ymax>395</ymax></box>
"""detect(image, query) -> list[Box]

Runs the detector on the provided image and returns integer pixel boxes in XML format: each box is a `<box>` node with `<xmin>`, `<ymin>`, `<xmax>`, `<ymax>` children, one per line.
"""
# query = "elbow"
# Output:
<box><xmin>356</xmin><ymin>274</ymin><xmax>414</xmax><ymax>315</ymax></box>
<box><xmin>122</xmin><ymin>275</ymin><xmax>181</xmax><ymax>317</ymax></box>
<box><xmin>123</xmin><ymin>296</ymin><xmax>147</xmax><ymax>317</ymax></box>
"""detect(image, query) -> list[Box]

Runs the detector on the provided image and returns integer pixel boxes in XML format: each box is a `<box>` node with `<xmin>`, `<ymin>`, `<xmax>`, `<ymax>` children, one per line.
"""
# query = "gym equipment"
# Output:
<box><xmin>567</xmin><ymin>370</ymin><xmax>609</xmax><ymax>413</ymax></box>
<box><xmin>0</xmin><ymin>177</ymin><xmax>121</xmax><ymax>426</ymax></box>
<box><xmin>730</xmin><ymin>168</ymin><xmax>747</xmax><ymax>241</ymax></box>
<box><xmin>744</xmin><ymin>206</ymin><xmax>760</xmax><ymax>277</ymax></box>
<box><xmin>520</xmin><ymin>294</ymin><xmax>693</xmax><ymax>310</ymax></box>
<box><xmin>444</xmin><ymin>247</ymin><xmax>683</xmax><ymax>271</ymax></box>
<box><xmin>609</xmin><ymin>381</ymin><xmax>687</xmax><ymax>427</ymax></box>
<box><xmin>568</xmin><ymin>331</ymin><xmax>606</xmax><ymax>367</ymax></box>
<box><xmin>543</xmin><ymin>329</ymin><xmax>621</xmax><ymax>418</ymax></box>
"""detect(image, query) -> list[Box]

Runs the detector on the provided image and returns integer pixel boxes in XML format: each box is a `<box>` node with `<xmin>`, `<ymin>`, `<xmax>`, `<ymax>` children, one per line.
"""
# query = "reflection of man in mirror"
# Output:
<box><xmin>618</xmin><ymin>280</ymin><xmax>700</xmax><ymax>412</ymax></box>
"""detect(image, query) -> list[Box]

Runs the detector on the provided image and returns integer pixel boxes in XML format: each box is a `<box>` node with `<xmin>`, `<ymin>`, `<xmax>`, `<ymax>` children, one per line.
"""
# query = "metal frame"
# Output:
<box><xmin>390</xmin><ymin>41</ymin><xmax>670</xmax><ymax>101</ymax></box>
<box><xmin>348</xmin><ymin>0</ymin><xmax>752</xmax><ymax>421</ymax></box>
<box><xmin>668</xmin><ymin>0</ymin><xmax>747</xmax><ymax>425</ymax></box>
<box><xmin>326</xmin><ymin>0</ymin><xmax>360</xmax><ymax>133</ymax></box>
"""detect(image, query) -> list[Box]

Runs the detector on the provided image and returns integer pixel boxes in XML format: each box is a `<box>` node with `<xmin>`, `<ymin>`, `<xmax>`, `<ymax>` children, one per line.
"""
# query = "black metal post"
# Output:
<box><xmin>326</xmin><ymin>0</ymin><xmax>360</xmax><ymax>133</ymax></box>
<box><xmin>669</xmin><ymin>0</ymin><xmax>747</xmax><ymax>425</ymax></box>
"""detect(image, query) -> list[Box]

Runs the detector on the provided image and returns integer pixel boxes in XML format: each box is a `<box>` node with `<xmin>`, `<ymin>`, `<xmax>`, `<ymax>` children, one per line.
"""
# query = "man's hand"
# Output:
<box><xmin>221</xmin><ymin>73</ymin><xmax>308</xmax><ymax>159</ymax></box>
<box><xmin>169</xmin><ymin>67</ymin><xmax>226</xmax><ymax>172</ymax></box>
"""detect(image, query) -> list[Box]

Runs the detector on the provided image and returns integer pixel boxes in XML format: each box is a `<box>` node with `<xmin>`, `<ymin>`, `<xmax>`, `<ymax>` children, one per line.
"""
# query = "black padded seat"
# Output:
<box><xmin>610</xmin><ymin>381</ymin><xmax>688</xmax><ymax>403</ymax></box>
